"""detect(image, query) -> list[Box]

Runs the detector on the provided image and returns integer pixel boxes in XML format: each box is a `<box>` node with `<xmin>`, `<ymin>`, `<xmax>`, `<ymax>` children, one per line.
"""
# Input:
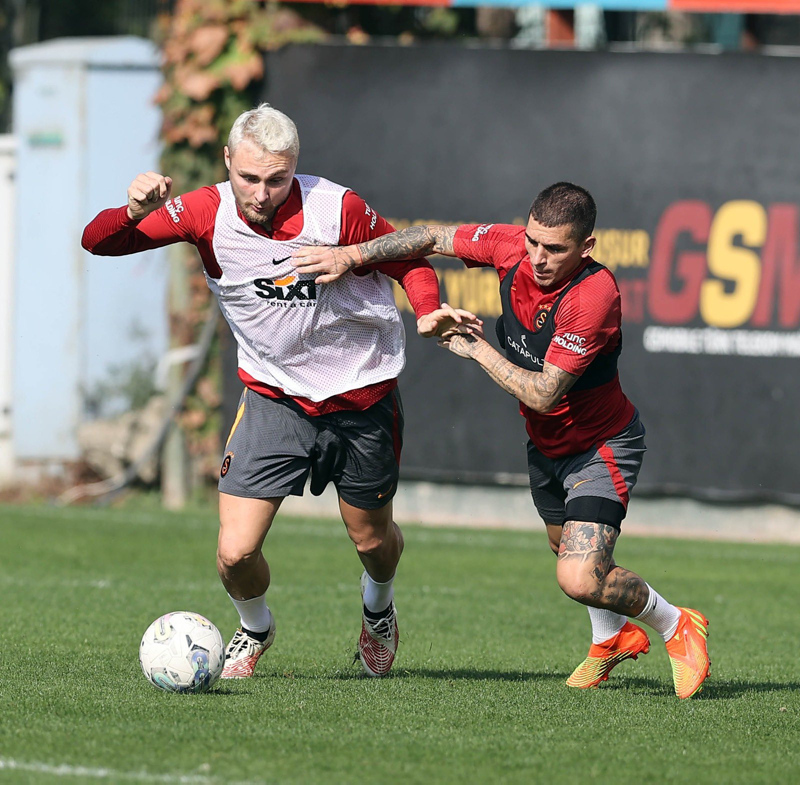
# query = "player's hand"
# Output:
<box><xmin>127</xmin><ymin>172</ymin><xmax>173</xmax><ymax>220</ymax></box>
<box><xmin>438</xmin><ymin>329</ymin><xmax>483</xmax><ymax>360</ymax></box>
<box><xmin>417</xmin><ymin>302</ymin><xmax>482</xmax><ymax>338</ymax></box>
<box><xmin>292</xmin><ymin>245</ymin><xmax>361</xmax><ymax>283</ymax></box>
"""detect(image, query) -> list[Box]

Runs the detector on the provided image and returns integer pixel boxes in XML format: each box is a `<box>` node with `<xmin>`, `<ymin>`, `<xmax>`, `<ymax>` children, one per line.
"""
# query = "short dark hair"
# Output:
<box><xmin>529</xmin><ymin>182</ymin><xmax>596</xmax><ymax>241</ymax></box>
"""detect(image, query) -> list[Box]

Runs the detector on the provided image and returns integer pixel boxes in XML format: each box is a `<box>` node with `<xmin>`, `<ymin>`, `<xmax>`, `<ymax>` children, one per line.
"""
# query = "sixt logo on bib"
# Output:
<box><xmin>253</xmin><ymin>274</ymin><xmax>317</xmax><ymax>307</ymax></box>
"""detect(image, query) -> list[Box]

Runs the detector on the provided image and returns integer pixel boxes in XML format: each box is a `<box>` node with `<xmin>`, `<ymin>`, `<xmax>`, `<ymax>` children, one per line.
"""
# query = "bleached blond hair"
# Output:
<box><xmin>227</xmin><ymin>103</ymin><xmax>299</xmax><ymax>159</ymax></box>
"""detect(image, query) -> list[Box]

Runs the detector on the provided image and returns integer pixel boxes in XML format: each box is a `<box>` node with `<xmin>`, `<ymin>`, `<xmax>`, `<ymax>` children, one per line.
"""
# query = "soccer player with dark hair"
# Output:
<box><xmin>82</xmin><ymin>103</ymin><xmax>473</xmax><ymax>680</ymax></box>
<box><xmin>293</xmin><ymin>181</ymin><xmax>711</xmax><ymax>699</ymax></box>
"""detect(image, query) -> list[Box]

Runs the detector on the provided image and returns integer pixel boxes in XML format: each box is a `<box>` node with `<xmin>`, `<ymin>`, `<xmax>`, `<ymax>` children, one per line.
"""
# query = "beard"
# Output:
<box><xmin>240</xmin><ymin>203</ymin><xmax>276</xmax><ymax>226</ymax></box>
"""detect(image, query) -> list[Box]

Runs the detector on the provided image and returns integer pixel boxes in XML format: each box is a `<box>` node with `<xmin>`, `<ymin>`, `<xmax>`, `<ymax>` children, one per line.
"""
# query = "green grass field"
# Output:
<box><xmin>0</xmin><ymin>501</ymin><xmax>798</xmax><ymax>784</ymax></box>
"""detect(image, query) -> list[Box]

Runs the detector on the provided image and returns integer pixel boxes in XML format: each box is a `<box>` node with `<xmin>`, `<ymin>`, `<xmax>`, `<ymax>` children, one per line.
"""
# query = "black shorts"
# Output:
<box><xmin>527</xmin><ymin>412</ymin><xmax>646</xmax><ymax>530</ymax></box>
<box><xmin>218</xmin><ymin>387</ymin><xmax>403</xmax><ymax>510</ymax></box>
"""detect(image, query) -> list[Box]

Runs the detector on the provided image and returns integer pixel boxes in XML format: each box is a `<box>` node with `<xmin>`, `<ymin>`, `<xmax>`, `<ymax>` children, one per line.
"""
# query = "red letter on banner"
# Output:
<box><xmin>648</xmin><ymin>201</ymin><xmax>711</xmax><ymax>325</ymax></box>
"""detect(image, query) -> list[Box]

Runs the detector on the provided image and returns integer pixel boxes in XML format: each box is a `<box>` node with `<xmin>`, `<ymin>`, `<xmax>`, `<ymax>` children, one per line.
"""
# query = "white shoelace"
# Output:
<box><xmin>365</xmin><ymin>607</ymin><xmax>396</xmax><ymax>640</ymax></box>
<box><xmin>226</xmin><ymin>629</ymin><xmax>261</xmax><ymax>658</ymax></box>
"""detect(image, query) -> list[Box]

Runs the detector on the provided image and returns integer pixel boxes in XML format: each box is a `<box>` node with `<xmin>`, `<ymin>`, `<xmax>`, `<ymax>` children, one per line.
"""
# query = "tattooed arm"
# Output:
<box><xmin>441</xmin><ymin>330</ymin><xmax>578</xmax><ymax>414</ymax></box>
<box><xmin>359</xmin><ymin>224</ymin><xmax>458</xmax><ymax>261</ymax></box>
<box><xmin>292</xmin><ymin>225</ymin><xmax>458</xmax><ymax>283</ymax></box>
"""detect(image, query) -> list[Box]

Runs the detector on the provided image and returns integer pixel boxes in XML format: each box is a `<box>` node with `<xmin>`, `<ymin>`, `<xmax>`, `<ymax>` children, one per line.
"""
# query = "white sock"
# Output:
<box><xmin>228</xmin><ymin>592</ymin><xmax>273</xmax><ymax>634</ymax></box>
<box><xmin>587</xmin><ymin>606</ymin><xmax>627</xmax><ymax>645</ymax></box>
<box><xmin>362</xmin><ymin>572</ymin><xmax>395</xmax><ymax>614</ymax></box>
<box><xmin>635</xmin><ymin>584</ymin><xmax>681</xmax><ymax>642</ymax></box>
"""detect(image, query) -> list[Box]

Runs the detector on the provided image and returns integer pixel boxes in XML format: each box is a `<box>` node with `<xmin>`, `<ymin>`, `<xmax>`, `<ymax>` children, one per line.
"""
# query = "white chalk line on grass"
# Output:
<box><xmin>0</xmin><ymin>757</ymin><xmax>260</xmax><ymax>784</ymax></box>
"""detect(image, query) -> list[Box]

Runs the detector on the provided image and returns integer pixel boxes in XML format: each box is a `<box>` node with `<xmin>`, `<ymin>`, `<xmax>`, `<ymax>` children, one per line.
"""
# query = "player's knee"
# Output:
<box><xmin>353</xmin><ymin>533</ymin><xmax>385</xmax><ymax>558</ymax></box>
<box><xmin>347</xmin><ymin>516</ymin><xmax>402</xmax><ymax>558</ymax></box>
<box><xmin>558</xmin><ymin>577</ymin><xmax>597</xmax><ymax>604</ymax></box>
<box><xmin>393</xmin><ymin>521</ymin><xmax>405</xmax><ymax>556</ymax></box>
<box><xmin>556</xmin><ymin>566</ymin><xmax>598</xmax><ymax>604</ymax></box>
<box><xmin>216</xmin><ymin>542</ymin><xmax>261</xmax><ymax>575</ymax></box>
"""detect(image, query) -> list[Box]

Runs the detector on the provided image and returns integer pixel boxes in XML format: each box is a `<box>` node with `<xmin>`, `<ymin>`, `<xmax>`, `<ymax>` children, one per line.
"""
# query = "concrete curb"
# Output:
<box><xmin>279</xmin><ymin>480</ymin><xmax>800</xmax><ymax>546</ymax></box>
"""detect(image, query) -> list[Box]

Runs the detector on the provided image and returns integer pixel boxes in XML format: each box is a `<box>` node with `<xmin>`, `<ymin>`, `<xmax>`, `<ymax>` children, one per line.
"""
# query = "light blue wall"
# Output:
<box><xmin>11</xmin><ymin>38</ymin><xmax>168</xmax><ymax>461</ymax></box>
<box><xmin>83</xmin><ymin>65</ymin><xmax>167</xmax><ymax>413</ymax></box>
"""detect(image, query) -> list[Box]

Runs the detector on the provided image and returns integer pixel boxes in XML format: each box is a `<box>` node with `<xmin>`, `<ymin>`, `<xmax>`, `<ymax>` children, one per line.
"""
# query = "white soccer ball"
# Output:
<box><xmin>139</xmin><ymin>611</ymin><xmax>225</xmax><ymax>693</ymax></box>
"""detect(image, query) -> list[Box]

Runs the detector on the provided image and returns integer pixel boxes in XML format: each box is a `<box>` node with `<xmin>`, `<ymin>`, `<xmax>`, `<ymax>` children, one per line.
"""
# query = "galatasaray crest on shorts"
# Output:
<box><xmin>220</xmin><ymin>452</ymin><xmax>233</xmax><ymax>478</ymax></box>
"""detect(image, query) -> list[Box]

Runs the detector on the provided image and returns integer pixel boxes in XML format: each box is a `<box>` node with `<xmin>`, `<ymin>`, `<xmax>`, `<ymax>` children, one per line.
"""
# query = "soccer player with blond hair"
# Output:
<box><xmin>83</xmin><ymin>103</ymin><xmax>472</xmax><ymax>679</ymax></box>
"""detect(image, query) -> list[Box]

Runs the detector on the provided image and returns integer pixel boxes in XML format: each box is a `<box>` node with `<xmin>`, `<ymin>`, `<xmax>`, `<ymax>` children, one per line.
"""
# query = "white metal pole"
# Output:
<box><xmin>0</xmin><ymin>135</ymin><xmax>16</xmax><ymax>485</ymax></box>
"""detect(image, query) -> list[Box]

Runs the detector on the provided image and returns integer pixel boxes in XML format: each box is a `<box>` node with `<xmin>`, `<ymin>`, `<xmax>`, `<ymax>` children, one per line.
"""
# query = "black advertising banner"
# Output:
<box><xmin>250</xmin><ymin>43</ymin><xmax>800</xmax><ymax>504</ymax></box>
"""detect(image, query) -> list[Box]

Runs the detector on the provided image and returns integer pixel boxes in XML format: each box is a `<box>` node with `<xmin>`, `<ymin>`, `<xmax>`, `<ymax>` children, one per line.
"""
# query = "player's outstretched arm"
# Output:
<box><xmin>293</xmin><ymin>225</ymin><xmax>458</xmax><ymax>283</ymax></box>
<box><xmin>127</xmin><ymin>171</ymin><xmax>173</xmax><ymax>220</ymax></box>
<box><xmin>439</xmin><ymin>330</ymin><xmax>578</xmax><ymax>414</ymax></box>
<box><xmin>359</xmin><ymin>224</ymin><xmax>458</xmax><ymax>261</ymax></box>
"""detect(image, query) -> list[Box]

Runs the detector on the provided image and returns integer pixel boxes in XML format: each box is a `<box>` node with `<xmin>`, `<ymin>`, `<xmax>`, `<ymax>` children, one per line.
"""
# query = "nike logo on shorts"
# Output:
<box><xmin>572</xmin><ymin>478</ymin><xmax>593</xmax><ymax>489</ymax></box>
<box><xmin>377</xmin><ymin>483</ymin><xmax>395</xmax><ymax>500</ymax></box>
<box><xmin>272</xmin><ymin>256</ymin><xmax>291</xmax><ymax>265</ymax></box>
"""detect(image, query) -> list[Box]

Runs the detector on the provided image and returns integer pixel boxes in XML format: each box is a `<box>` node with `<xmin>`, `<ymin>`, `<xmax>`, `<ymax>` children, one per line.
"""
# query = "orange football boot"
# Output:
<box><xmin>665</xmin><ymin>608</ymin><xmax>710</xmax><ymax>699</ymax></box>
<box><xmin>566</xmin><ymin>621</ymin><xmax>650</xmax><ymax>689</ymax></box>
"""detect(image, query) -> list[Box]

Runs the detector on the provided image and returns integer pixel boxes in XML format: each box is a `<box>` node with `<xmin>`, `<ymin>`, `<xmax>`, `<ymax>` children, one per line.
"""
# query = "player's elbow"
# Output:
<box><xmin>524</xmin><ymin>396</ymin><xmax>559</xmax><ymax>414</ymax></box>
<box><xmin>81</xmin><ymin>227</ymin><xmax>100</xmax><ymax>254</ymax></box>
<box><xmin>539</xmin><ymin>397</ymin><xmax>561</xmax><ymax>414</ymax></box>
<box><xmin>81</xmin><ymin>229</ymin><xmax>118</xmax><ymax>256</ymax></box>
